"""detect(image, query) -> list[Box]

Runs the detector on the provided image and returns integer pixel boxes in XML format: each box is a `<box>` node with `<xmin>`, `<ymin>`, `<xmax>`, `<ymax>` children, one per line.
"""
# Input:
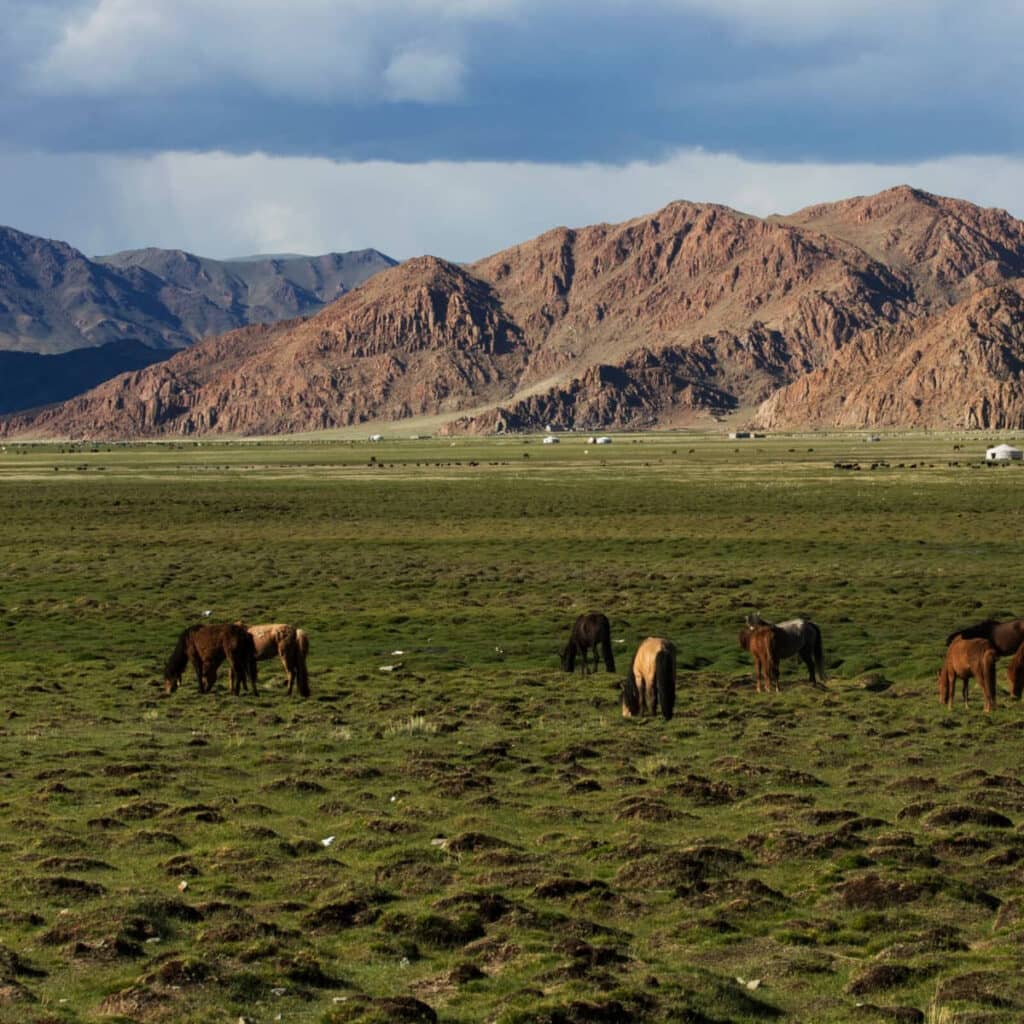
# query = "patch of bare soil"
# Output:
<box><xmin>833</xmin><ymin>873</ymin><xmax>929</xmax><ymax>910</ymax></box>
<box><xmin>845</xmin><ymin>963</ymin><xmax>917</xmax><ymax>996</ymax></box>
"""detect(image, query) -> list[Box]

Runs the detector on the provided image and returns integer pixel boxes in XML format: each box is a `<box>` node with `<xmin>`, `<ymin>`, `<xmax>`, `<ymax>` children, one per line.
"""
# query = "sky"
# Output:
<box><xmin>1</xmin><ymin>0</ymin><xmax>1022</xmax><ymax>262</ymax></box>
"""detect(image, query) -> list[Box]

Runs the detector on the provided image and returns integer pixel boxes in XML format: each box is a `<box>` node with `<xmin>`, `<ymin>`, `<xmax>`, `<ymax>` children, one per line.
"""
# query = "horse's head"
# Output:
<box><xmin>620</xmin><ymin>674</ymin><xmax>641</xmax><ymax>717</ymax></box>
<box><xmin>163</xmin><ymin>671</ymin><xmax>180</xmax><ymax>695</ymax></box>
<box><xmin>738</xmin><ymin>627</ymin><xmax>752</xmax><ymax>651</ymax></box>
<box><xmin>745</xmin><ymin>612</ymin><xmax>768</xmax><ymax>627</ymax></box>
<box><xmin>560</xmin><ymin>644</ymin><xmax>574</xmax><ymax>672</ymax></box>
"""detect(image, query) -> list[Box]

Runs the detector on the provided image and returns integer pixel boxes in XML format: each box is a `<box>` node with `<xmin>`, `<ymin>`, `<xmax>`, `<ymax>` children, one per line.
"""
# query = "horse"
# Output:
<box><xmin>738</xmin><ymin>624</ymin><xmax>781</xmax><ymax>693</ymax></box>
<box><xmin>621</xmin><ymin>637</ymin><xmax>676</xmax><ymax>721</ymax></box>
<box><xmin>743</xmin><ymin>613</ymin><xmax>827</xmax><ymax>687</ymax></box>
<box><xmin>946</xmin><ymin>617</ymin><xmax>1024</xmax><ymax>656</ymax></box>
<box><xmin>561</xmin><ymin>612</ymin><xmax>615</xmax><ymax>674</ymax></box>
<box><xmin>1005</xmin><ymin>642</ymin><xmax>1024</xmax><ymax>700</ymax></box>
<box><xmin>938</xmin><ymin>636</ymin><xmax>997</xmax><ymax>713</ymax></box>
<box><xmin>164</xmin><ymin>623</ymin><xmax>258</xmax><ymax>696</ymax></box>
<box><xmin>239</xmin><ymin>622</ymin><xmax>311</xmax><ymax>697</ymax></box>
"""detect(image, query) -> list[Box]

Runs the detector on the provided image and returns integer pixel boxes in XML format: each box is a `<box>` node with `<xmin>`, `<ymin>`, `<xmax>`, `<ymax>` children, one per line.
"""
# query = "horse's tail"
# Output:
<box><xmin>621</xmin><ymin>670</ymin><xmax>640</xmax><ymax>717</ymax></box>
<box><xmin>241</xmin><ymin>631</ymin><xmax>259</xmax><ymax>695</ymax></box>
<box><xmin>600</xmin><ymin>624</ymin><xmax>616</xmax><ymax>673</ymax></box>
<box><xmin>812</xmin><ymin>623</ymin><xmax>827</xmax><ymax>684</ymax></box>
<box><xmin>295</xmin><ymin>629</ymin><xmax>311</xmax><ymax>698</ymax></box>
<box><xmin>655</xmin><ymin>647</ymin><xmax>676</xmax><ymax>722</ymax></box>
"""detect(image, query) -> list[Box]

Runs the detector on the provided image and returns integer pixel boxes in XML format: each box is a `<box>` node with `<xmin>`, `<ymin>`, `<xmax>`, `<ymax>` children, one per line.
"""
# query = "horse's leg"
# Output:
<box><xmin>800</xmin><ymin>649</ymin><xmax>816</xmax><ymax>685</ymax></box>
<box><xmin>202</xmin><ymin>660</ymin><xmax>217</xmax><ymax>694</ymax></box>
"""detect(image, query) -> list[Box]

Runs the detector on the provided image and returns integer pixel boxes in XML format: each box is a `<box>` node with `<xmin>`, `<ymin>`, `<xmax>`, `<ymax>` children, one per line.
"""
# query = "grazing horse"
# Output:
<box><xmin>744</xmin><ymin>613</ymin><xmax>827</xmax><ymax>687</ymax></box>
<box><xmin>621</xmin><ymin>637</ymin><xmax>676</xmax><ymax>721</ymax></box>
<box><xmin>946</xmin><ymin>617</ymin><xmax>1024</xmax><ymax>656</ymax></box>
<box><xmin>164</xmin><ymin>623</ymin><xmax>258</xmax><ymax>696</ymax></box>
<box><xmin>938</xmin><ymin>636</ymin><xmax>997</xmax><ymax>713</ymax></box>
<box><xmin>738</xmin><ymin>624</ymin><xmax>781</xmax><ymax>693</ymax></box>
<box><xmin>240</xmin><ymin>622</ymin><xmax>311</xmax><ymax>697</ymax></box>
<box><xmin>561</xmin><ymin>612</ymin><xmax>615</xmax><ymax>674</ymax></box>
<box><xmin>1005</xmin><ymin>643</ymin><xmax>1024</xmax><ymax>701</ymax></box>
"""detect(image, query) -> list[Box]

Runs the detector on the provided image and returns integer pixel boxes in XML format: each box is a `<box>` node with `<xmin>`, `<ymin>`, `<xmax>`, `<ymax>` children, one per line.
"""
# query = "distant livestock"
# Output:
<box><xmin>164</xmin><ymin>623</ymin><xmax>258</xmax><ymax>696</ymax></box>
<box><xmin>561</xmin><ymin>612</ymin><xmax>615</xmax><ymax>675</ymax></box>
<box><xmin>938</xmin><ymin>636</ymin><xmax>997</xmax><ymax>713</ymax></box>
<box><xmin>742</xmin><ymin>614</ymin><xmax>826</xmax><ymax>688</ymax></box>
<box><xmin>621</xmin><ymin>637</ymin><xmax>676</xmax><ymax>721</ymax></box>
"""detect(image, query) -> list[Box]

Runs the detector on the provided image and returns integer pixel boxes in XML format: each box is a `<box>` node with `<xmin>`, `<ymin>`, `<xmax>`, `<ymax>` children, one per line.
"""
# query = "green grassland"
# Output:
<box><xmin>0</xmin><ymin>431</ymin><xmax>1023</xmax><ymax>1023</ymax></box>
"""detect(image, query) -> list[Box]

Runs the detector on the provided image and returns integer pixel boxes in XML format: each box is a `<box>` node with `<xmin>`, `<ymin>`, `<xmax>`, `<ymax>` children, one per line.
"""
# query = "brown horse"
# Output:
<box><xmin>938</xmin><ymin>636</ymin><xmax>996</xmax><ymax>713</ymax></box>
<box><xmin>240</xmin><ymin>622</ymin><xmax>311</xmax><ymax>697</ymax></box>
<box><xmin>1005</xmin><ymin>643</ymin><xmax>1024</xmax><ymax>700</ymax></box>
<box><xmin>164</xmin><ymin>623</ymin><xmax>258</xmax><ymax>696</ymax></box>
<box><xmin>621</xmin><ymin>637</ymin><xmax>676</xmax><ymax>721</ymax></box>
<box><xmin>561</xmin><ymin>612</ymin><xmax>616</xmax><ymax>674</ymax></box>
<box><xmin>739</xmin><ymin>624</ymin><xmax>781</xmax><ymax>693</ymax></box>
<box><xmin>744</xmin><ymin>613</ymin><xmax>826</xmax><ymax>686</ymax></box>
<box><xmin>946</xmin><ymin>617</ymin><xmax>1024</xmax><ymax>656</ymax></box>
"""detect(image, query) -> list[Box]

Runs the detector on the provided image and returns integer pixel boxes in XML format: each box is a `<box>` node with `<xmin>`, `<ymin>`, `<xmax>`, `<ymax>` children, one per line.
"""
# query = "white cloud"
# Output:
<box><xmin>27</xmin><ymin>0</ymin><xmax>503</xmax><ymax>100</ymax></box>
<box><xmin>384</xmin><ymin>48</ymin><xmax>465</xmax><ymax>102</ymax></box>
<box><xmin>3</xmin><ymin>145</ymin><xmax>1024</xmax><ymax>263</ymax></box>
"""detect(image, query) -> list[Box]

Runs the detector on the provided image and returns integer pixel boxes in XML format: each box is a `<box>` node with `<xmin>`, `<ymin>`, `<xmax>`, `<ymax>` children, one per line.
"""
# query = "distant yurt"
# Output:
<box><xmin>986</xmin><ymin>443</ymin><xmax>1022</xmax><ymax>462</ymax></box>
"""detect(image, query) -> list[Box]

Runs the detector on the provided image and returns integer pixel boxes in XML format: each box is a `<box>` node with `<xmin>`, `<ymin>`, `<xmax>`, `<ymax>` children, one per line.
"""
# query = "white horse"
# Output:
<box><xmin>744</xmin><ymin>613</ymin><xmax>826</xmax><ymax>686</ymax></box>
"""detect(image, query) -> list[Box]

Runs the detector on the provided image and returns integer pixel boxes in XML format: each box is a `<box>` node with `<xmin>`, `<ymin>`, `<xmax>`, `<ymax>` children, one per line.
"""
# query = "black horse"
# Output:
<box><xmin>561</xmin><ymin>612</ymin><xmax>616</xmax><ymax>674</ymax></box>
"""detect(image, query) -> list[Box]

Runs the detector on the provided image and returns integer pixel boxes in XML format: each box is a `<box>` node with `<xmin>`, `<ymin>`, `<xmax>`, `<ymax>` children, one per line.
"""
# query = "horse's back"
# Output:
<box><xmin>632</xmin><ymin>636</ymin><xmax>675</xmax><ymax>683</ymax></box>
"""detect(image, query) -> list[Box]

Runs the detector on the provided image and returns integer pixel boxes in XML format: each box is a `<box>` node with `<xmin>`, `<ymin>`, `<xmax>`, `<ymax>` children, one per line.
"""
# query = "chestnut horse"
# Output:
<box><xmin>938</xmin><ymin>636</ymin><xmax>996</xmax><ymax>713</ymax></box>
<box><xmin>946</xmin><ymin>617</ymin><xmax>1024</xmax><ymax>656</ymax></box>
<box><xmin>1005</xmin><ymin>643</ymin><xmax>1024</xmax><ymax>700</ymax></box>
<box><xmin>739</xmin><ymin>624</ymin><xmax>781</xmax><ymax>693</ymax></box>
<box><xmin>621</xmin><ymin>637</ymin><xmax>676</xmax><ymax>721</ymax></box>
<box><xmin>164</xmin><ymin>623</ymin><xmax>258</xmax><ymax>696</ymax></box>
<box><xmin>241</xmin><ymin>622</ymin><xmax>310</xmax><ymax>697</ymax></box>
<box><xmin>561</xmin><ymin>612</ymin><xmax>615</xmax><ymax>674</ymax></box>
<box><xmin>744</xmin><ymin>613</ymin><xmax>826</xmax><ymax>687</ymax></box>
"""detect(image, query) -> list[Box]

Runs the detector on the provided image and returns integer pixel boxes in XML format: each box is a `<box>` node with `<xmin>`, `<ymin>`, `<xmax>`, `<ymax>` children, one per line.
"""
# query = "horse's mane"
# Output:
<box><xmin>945</xmin><ymin>619</ymin><xmax>1000</xmax><ymax>647</ymax></box>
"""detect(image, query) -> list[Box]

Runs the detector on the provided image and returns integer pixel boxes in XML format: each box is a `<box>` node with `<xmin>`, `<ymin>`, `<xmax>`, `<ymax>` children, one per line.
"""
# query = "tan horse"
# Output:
<box><xmin>938</xmin><ymin>636</ymin><xmax>996</xmax><ymax>713</ymax></box>
<box><xmin>738</xmin><ymin>624</ymin><xmax>781</xmax><ymax>693</ymax></box>
<box><xmin>621</xmin><ymin>637</ymin><xmax>676</xmax><ymax>721</ymax></box>
<box><xmin>240</xmin><ymin>623</ymin><xmax>310</xmax><ymax>697</ymax></box>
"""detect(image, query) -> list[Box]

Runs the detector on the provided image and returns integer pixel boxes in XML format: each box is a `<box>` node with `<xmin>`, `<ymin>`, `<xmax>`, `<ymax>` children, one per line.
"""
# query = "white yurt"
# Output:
<box><xmin>986</xmin><ymin>443</ymin><xmax>1022</xmax><ymax>462</ymax></box>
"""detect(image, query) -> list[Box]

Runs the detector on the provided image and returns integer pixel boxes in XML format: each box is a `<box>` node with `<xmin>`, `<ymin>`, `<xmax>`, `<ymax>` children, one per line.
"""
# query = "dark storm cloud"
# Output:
<box><xmin>1</xmin><ymin>0</ymin><xmax>1020</xmax><ymax>164</ymax></box>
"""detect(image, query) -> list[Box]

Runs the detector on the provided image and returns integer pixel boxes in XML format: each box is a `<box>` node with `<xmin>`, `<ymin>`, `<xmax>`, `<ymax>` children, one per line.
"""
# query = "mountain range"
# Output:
<box><xmin>3</xmin><ymin>186</ymin><xmax>1024</xmax><ymax>437</ymax></box>
<box><xmin>0</xmin><ymin>226</ymin><xmax>395</xmax><ymax>412</ymax></box>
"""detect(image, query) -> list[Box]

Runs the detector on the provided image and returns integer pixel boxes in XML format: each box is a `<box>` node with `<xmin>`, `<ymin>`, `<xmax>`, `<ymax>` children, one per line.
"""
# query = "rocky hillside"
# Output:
<box><xmin>6</xmin><ymin>186</ymin><xmax>1024</xmax><ymax>437</ymax></box>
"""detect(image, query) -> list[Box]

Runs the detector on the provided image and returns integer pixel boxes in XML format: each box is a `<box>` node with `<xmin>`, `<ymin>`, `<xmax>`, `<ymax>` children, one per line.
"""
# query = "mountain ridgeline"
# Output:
<box><xmin>4</xmin><ymin>186</ymin><xmax>1024</xmax><ymax>436</ymax></box>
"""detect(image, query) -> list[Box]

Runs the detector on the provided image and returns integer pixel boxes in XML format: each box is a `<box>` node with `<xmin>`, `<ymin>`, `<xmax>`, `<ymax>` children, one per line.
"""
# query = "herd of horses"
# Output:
<box><xmin>561</xmin><ymin>610</ymin><xmax>1024</xmax><ymax>722</ymax></box>
<box><xmin>163</xmin><ymin>607</ymin><xmax>1024</xmax><ymax>715</ymax></box>
<box><xmin>164</xmin><ymin>621</ymin><xmax>310</xmax><ymax>698</ymax></box>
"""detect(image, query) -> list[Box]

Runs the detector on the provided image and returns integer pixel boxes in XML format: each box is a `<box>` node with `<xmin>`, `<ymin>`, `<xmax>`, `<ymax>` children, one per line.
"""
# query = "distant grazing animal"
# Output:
<box><xmin>738</xmin><ymin>624</ymin><xmax>781</xmax><ymax>693</ymax></box>
<box><xmin>621</xmin><ymin>637</ymin><xmax>676</xmax><ymax>721</ymax></box>
<box><xmin>240</xmin><ymin>622</ymin><xmax>311</xmax><ymax>697</ymax></box>
<box><xmin>938</xmin><ymin>636</ymin><xmax>997</xmax><ymax>713</ymax></box>
<box><xmin>1005</xmin><ymin>643</ymin><xmax>1024</xmax><ymax>701</ymax></box>
<box><xmin>946</xmin><ymin>617</ymin><xmax>1024</xmax><ymax>656</ymax></box>
<box><xmin>164</xmin><ymin>623</ymin><xmax>258</xmax><ymax>696</ymax></box>
<box><xmin>743</xmin><ymin>613</ymin><xmax>827</xmax><ymax>687</ymax></box>
<box><xmin>561</xmin><ymin>612</ymin><xmax>615</xmax><ymax>674</ymax></box>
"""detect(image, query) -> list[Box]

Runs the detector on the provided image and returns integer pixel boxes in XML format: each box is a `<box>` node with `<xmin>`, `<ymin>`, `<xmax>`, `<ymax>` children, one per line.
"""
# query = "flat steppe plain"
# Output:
<box><xmin>0</xmin><ymin>431</ymin><xmax>1022</xmax><ymax>1023</ymax></box>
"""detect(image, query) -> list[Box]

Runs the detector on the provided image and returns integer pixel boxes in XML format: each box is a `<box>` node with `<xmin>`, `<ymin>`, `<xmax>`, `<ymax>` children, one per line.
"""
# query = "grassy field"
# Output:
<box><xmin>1</xmin><ymin>430</ymin><xmax>1023</xmax><ymax>1023</ymax></box>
